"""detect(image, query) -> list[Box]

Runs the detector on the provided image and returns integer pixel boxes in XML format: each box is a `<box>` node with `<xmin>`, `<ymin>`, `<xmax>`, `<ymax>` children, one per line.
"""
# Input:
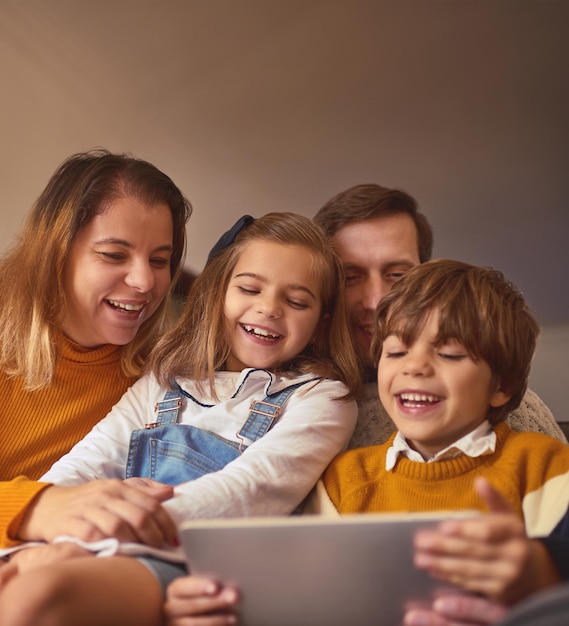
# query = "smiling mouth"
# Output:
<box><xmin>107</xmin><ymin>299</ymin><xmax>145</xmax><ymax>313</ymax></box>
<box><xmin>398</xmin><ymin>393</ymin><xmax>442</xmax><ymax>408</ymax></box>
<box><xmin>242</xmin><ymin>324</ymin><xmax>281</xmax><ymax>341</ymax></box>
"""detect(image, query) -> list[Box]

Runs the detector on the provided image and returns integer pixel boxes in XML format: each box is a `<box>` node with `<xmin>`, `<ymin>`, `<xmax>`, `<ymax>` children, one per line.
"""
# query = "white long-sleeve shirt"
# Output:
<box><xmin>41</xmin><ymin>368</ymin><xmax>357</xmax><ymax>526</ymax></box>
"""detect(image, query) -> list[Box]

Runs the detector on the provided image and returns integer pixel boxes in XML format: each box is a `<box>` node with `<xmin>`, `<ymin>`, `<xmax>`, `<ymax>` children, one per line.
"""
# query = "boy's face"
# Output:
<box><xmin>377</xmin><ymin>310</ymin><xmax>510</xmax><ymax>459</ymax></box>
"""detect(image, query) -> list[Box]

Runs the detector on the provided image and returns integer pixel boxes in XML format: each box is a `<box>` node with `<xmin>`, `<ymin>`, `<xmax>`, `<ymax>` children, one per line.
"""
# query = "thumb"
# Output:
<box><xmin>475</xmin><ymin>477</ymin><xmax>515</xmax><ymax>514</ymax></box>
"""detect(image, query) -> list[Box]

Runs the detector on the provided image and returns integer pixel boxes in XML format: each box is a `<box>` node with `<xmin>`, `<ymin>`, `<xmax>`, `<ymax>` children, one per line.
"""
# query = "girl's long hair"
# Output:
<box><xmin>150</xmin><ymin>212</ymin><xmax>361</xmax><ymax>400</ymax></box>
<box><xmin>0</xmin><ymin>149</ymin><xmax>192</xmax><ymax>389</ymax></box>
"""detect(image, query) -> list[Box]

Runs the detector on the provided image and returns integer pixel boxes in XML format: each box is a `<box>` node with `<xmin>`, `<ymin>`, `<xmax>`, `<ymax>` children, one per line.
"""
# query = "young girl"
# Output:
<box><xmin>0</xmin><ymin>212</ymin><xmax>360</xmax><ymax>626</ymax></box>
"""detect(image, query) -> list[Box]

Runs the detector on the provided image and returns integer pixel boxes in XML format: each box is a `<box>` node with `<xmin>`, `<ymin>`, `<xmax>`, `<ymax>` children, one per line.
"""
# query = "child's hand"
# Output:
<box><xmin>164</xmin><ymin>575</ymin><xmax>239</xmax><ymax>626</ymax></box>
<box><xmin>412</xmin><ymin>478</ymin><xmax>560</xmax><ymax>604</ymax></box>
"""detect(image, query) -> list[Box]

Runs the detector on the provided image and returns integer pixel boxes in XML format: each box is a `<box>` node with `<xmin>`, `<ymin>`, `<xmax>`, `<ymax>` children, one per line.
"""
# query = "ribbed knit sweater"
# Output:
<box><xmin>0</xmin><ymin>336</ymin><xmax>135</xmax><ymax>548</ymax></box>
<box><xmin>314</xmin><ymin>423</ymin><xmax>569</xmax><ymax>538</ymax></box>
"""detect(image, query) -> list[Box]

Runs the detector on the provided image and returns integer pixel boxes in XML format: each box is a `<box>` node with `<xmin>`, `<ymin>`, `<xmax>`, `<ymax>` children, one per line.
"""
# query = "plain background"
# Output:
<box><xmin>1</xmin><ymin>0</ymin><xmax>567</xmax><ymax>420</ymax></box>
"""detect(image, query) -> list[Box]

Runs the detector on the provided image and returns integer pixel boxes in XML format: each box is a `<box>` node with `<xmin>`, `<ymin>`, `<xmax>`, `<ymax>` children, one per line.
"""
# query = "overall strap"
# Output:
<box><xmin>237</xmin><ymin>380</ymin><xmax>311</xmax><ymax>447</ymax></box>
<box><xmin>145</xmin><ymin>387</ymin><xmax>183</xmax><ymax>429</ymax></box>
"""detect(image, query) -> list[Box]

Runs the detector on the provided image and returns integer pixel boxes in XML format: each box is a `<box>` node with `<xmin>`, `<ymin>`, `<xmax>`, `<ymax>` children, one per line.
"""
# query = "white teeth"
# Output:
<box><xmin>243</xmin><ymin>325</ymin><xmax>280</xmax><ymax>339</ymax></box>
<box><xmin>400</xmin><ymin>393</ymin><xmax>439</xmax><ymax>403</ymax></box>
<box><xmin>108</xmin><ymin>300</ymin><xmax>144</xmax><ymax>312</ymax></box>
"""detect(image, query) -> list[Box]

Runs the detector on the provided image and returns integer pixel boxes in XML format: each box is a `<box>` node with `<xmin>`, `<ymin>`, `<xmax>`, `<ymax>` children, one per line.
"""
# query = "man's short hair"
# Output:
<box><xmin>314</xmin><ymin>183</ymin><xmax>434</xmax><ymax>263</ymax></box>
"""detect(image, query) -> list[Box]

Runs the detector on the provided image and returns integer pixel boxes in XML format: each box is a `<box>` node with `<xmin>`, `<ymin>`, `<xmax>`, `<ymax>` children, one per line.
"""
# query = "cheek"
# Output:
<box><xmin>344</xmin><ymin>290</ymin><xmax>361</xmax><ymax>316</ymax></box>
<box><xmin>376</xmin><ymin>359</ymin><xmax>389</xmax><ymax>391</ymax></box>
<box><xmin>156</xmin><ymin>271</ymin><xmax>172</xmax><ymax>297</ymax></box>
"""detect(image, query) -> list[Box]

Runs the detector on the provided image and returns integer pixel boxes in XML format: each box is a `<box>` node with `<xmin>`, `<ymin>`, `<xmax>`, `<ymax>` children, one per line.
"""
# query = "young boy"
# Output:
<box><xmin>308</xmin><ymin>258</ymin><xmax>569</xmax><ymax>611</ymax></box>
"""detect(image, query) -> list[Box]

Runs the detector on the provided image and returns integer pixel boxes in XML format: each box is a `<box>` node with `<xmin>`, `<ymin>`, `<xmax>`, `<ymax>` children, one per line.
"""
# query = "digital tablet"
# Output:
<box><xmin>180</xmin><ymin>511</ymin><xmax>475</xmax><ymax>626</ymax></box>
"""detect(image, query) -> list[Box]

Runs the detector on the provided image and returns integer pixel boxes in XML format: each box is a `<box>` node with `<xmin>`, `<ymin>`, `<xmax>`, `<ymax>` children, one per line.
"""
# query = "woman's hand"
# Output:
<box><xmin>17</xmin><ymin>479</ymin><xmax>177</xmax><ymax>548</ymax></box>
<box><xmin>165</xmin><ymin>575</ymin><xmax>239</xmax><ymax>626</ymax></box>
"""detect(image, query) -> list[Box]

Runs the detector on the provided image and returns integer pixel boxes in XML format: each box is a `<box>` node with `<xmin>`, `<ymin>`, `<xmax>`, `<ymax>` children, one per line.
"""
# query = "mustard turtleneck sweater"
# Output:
<box><xmin>0</xmin><ymin>336</ymin><xmax>136</xmax><ymax>547</ymax></box>
<box><xmin>313</xmin><ymin>422</ymin><xmax>569</xmax><ymax>538</ymax></box>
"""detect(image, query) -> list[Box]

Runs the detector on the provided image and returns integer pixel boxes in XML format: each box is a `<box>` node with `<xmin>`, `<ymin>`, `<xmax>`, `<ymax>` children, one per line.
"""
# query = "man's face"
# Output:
<box><xmin>332</xmin><ymin>213</ymin><xmax>421</xmax><ymax>368</ymax></box>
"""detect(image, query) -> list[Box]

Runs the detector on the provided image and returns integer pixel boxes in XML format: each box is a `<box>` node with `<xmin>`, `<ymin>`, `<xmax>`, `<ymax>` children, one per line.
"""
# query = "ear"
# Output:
<box><xmin>489</xmin><ymin>385</ymin><xmax>512</xmax><ymax>408</ymax></box>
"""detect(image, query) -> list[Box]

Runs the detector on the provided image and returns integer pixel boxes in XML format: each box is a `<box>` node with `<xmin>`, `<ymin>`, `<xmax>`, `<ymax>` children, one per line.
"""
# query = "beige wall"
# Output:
<box><xmin>1</xmin><ymin>0</ymin><xmax>567</xmax><ymax>418</ymax></box>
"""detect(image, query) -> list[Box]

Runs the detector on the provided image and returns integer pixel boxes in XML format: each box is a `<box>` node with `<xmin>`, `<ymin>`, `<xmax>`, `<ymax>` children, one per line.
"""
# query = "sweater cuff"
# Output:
<box><xmin>0</xmin><ymin>477</ymin><xmax>52</xmax><ymax>549</ymax></box>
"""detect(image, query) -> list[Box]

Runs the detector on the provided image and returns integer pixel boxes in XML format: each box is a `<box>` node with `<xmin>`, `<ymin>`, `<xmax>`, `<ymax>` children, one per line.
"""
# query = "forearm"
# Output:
<box><xmin>166</xmin><ymin>395</ymin><xmax>357</xmax><ymax>523</ymax></box>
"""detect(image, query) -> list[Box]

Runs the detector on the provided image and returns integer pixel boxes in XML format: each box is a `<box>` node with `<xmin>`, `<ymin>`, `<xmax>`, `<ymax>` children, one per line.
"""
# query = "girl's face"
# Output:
<box><xmin>224</xmin><ymin>241</ymin><xmax>323</xmax><ymax>372</ymax></box>
<box><xmin>61</xmin><ymin>196</ymin><xmax>174</xmax><ymax>348</ymax></box>
<box><xmin>378</xmin><ymin>309</ymin><xmax>509</xmax><ymax>459</ymax></box>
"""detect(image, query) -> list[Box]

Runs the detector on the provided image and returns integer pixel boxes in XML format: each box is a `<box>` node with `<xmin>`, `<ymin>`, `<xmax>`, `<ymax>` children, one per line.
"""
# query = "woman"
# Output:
<box><xmin>0</xmin><ymin>149</ymin><xmax>191</xmax><ymax>550</ymax></box>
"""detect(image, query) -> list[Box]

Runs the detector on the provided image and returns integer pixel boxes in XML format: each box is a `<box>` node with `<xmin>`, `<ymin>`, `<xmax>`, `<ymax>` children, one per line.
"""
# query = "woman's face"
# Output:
<box><xmin>61</xmin><ymin>196</ymin><xmax>174</xmax><ymax>348</ymax></box>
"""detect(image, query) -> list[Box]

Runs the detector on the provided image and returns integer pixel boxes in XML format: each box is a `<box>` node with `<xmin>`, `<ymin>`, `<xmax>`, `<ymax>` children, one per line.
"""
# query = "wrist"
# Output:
<box><xmin>15</xmin><ymin>483</ymin><xmax>54</xmax><ymax>542</ymax></box>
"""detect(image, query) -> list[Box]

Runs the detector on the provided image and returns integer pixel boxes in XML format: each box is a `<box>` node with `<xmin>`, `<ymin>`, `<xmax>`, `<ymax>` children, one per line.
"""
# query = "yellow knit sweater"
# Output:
<box><xmin>0</xmin><ymin>336</ymin><xmax>136</xmax><ymax>547</ymax></box>
<box><xmin>315</xmin><ymin>423</ymin><xmax>569</xmax><ymax>538</ymax></box>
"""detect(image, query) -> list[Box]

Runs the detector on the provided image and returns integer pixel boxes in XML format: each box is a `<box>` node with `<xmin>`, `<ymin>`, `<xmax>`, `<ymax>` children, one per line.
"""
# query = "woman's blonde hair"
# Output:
<box><xmin>371</xmin><ymin>259</ymin><xmax>540</xmax><ymax>423</ymax></box>
<box><xmin>0</xmin><ymin>149</ymin><xmax>192</xmax><ymax>389</ymax></box>
<box><xmin>150</xmin><ymin>212</ymin><xmax>361</xmax><ymax>400</ymax></box>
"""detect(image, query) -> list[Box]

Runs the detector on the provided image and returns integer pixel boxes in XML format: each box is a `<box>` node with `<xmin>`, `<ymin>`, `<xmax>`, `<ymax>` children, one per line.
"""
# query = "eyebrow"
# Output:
<box><xmin>343</xmin><ymin>260</ymin><xmax>416</xmax><ymax>271</ymax></box>
<box><xmin>94</xmin><ymin>237</ymin><xmax>173</xmax><ymax>253</ymax></box>
<box><xmin>234</xmin><ymin>272</ymin><xmax>318</xmax><ymax>302</ymax></box>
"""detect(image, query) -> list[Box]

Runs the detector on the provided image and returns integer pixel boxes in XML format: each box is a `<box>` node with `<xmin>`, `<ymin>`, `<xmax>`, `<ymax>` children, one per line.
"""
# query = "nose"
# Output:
<box><xmin>402</xmin><ymin>348</ymin><xmax>434</xmax><ymax>377</ymax></box>
<box><xmin>361</xmin><ymin>275</ymin><xmax>389</xmax><ymax>311</ymax></box>
<box><xmin>256</xmin><ymin>293</ymin><xmax>282</xmax><ymax>318</ymax></box>
<box><xmin>124</xmin><ymin>260</ymin><xmax>156</xmax><ymax>293</ymax></box>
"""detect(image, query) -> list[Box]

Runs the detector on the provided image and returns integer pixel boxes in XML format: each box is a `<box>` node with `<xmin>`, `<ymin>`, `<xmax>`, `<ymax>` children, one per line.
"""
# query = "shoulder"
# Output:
<box><xmin>324</xmin><ymin>444</ymin><xmax>387</xmax><ymax>483</ymax></box>
<box><xmin>496</xmin><ymin>423</ymin><xmax>569</xmax><ymax>464</ymax></box>
<box><xmin>321</xmin><ymin>444</ymin><xmax>388</xmax><ymax>509</ymax></box>
<box><xmin>349</xmin><ymin>382</ymin><xmax>395</xmax><ymax>449</ymax></box>
<box><xmin>506</xmin><ymin>388</ymin><xmax>566</xmax><ymax>442</ymax></box>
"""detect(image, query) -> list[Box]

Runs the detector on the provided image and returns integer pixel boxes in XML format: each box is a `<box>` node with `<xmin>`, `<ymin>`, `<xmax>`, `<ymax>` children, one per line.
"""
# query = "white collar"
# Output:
<box><xmin>385</xmin><ymin>420</ymin><xmax>496</xmax><ymax>471</ymax></box>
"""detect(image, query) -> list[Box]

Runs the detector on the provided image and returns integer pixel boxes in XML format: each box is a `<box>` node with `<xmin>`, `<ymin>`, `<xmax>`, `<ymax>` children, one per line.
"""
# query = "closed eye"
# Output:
<box><xmin>287</xmin><ymin>299</ymin><xmax>309</xmax><ymax>310</ymax></box>
<box><xmin>100</xmin><ymin>251</ymin><xmax>126</xmax><ymax>262</ymax></box>
<box><xmin>237</xmin><ymin>286</ymin><xmax>260</xmax><ymax>295</ymax></box>
<box><xmin>438</xmin><ymin>353</ymin><xmax>466</xmax><ymax>361</ymax></box>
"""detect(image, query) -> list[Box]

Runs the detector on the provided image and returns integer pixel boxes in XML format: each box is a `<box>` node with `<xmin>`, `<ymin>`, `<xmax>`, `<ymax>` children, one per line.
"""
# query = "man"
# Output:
<box><xmin>314</xmin><ymin>183</ymin><xmax>566</xmax><ymax>450</ymax></box>
<box><xmin>314</xmin><ymin>184</ymin><xmax>567</xmax><ymax>626</ymax></box>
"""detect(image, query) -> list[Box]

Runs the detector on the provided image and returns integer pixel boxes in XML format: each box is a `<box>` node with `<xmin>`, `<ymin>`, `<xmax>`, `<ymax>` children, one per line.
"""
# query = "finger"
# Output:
<box><xmin>77</xmin><ymin>498</ymin><xmax>171</xmax><ymax>547</ymax></box>
<box><xmin>433</xmin><ymin>594</ymin><xmax>507</xmax><ymax>624</ymax></box>
<box><xmin>119</xmin><ymin>485</ymin><xmax>178</xmax><ymax>545</ymax></box>
<box><xmin>404</xmin><ymin>607</ymin><xmax>451</xmax><ymax>625</ymax></box>
<box><xmin>165</xmin><ymin>582</ymin><xmax>239</xmax><ymax>619</ymax></box>
<box><xmin>165</xmin><ymin>593</ymin><xmax>238</xmax><ymax>619</ymax></box>
<box><xmin>123</xmin><ymin>477</ymin><xmax>175</xmax><ymax>499</ymax></box>
<box><xmin>427</xmin><ymin>515</ymin><xmax>526</xmax><ymax>546</ymax></box>
<box><xmin>474</xmin><ymin>478</ymin><xmax>514</xmax><ymax>515</ymax></box>
<box><xmin>167</xmin><ymin>576</ymin><xmax>220</xmax><ymax>600</ymax></box>
<box><xmin>75</xmin><ymin>481</ymin><xmax>178</xmax><ymax>546</ymax></box>
<box><xmin>168</xmin><ymin>613</ymin><xmax>237</xmax><ymax>626</ymax></box>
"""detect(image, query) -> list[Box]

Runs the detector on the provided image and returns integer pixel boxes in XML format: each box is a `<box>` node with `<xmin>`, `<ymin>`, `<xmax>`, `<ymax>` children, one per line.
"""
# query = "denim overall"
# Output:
<box><xmin>125</xmin><ymin>378</ymin><xmax>309</xmax><ymax>485</ymax></box>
